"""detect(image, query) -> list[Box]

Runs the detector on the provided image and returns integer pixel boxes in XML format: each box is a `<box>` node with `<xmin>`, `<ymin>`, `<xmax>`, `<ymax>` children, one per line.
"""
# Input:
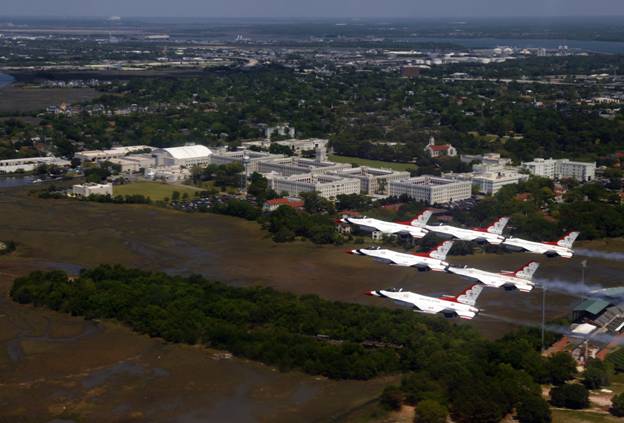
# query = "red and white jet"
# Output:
<box><xmin>367</xmin><ymin>284</ymin><xmax>484</xmax><ymax>320</ymax></box>
<box><xmin>339</xmin><ymin>210</ymin><xmax>432</xmax><ymax>239</ymax></box>
<box><xmin>502</xmin><ymin>231</ymin><xmax>580</xmax><ymax>259</ymax></box>
<box><xmin>424</xmin><ymin>216</ymin><xmax>509</xmax><ymax>245</ymax></box>
<box><xmin>447</xmin><ymin>261</ymin><xmax>540</xmax><ymax>292</ymax></box>
<box><xmin>349</xmin><ymin>240</ymin><xmax>453</xmax><ymax>272</ymax></box>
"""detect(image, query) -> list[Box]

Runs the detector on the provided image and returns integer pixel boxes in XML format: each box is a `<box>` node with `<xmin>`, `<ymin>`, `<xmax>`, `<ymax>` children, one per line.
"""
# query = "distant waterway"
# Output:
<box><xmin>409</xmin><ymin>36</ymin><xmax>624</xmax><ymax>54</ymax></box>
<box><xmin>0</xmin><ymin>174</ymin><xmax>36</xmax><ymax>189</ymax></box>
<box><xmin>0</xmin><ymin>72</ymin><xmax>14</xmax><ymax>88</ymax></box>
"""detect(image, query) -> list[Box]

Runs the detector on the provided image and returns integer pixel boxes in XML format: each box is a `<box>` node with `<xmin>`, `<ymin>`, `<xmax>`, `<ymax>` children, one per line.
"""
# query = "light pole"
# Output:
<box><xmin>581</xmin><ymin>259</ymin><xmax>587</xmax><ymax>286</ymax></box>
<box><xmin>541</xmin><ymin>281</ymin><xmax>547</xmax><ymax>354</ymax></box>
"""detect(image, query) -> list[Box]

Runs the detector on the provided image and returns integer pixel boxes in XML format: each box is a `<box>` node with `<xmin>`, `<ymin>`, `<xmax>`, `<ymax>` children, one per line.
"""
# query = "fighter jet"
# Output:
<box><xmin>349</xmin><ymin>240</ymin><xmax>453</xmax><ymax>272</ymax></box>
<box><xmin>424</xmin><ymin>216</ymin><xmax>509</xmax><ymax>245</ymax></box>
<box><xmin>366</xmin><ymin>284</ymin><xmax>484</xmax><ymax>320</ymax></box>
<box><xmin>339</xmin><ymin>210</ymin><xmax>432</xmax><ymax>239</ymax></box>
<box><xmin>447</xmin><ymin>261</ymin><xmax>539</xmax><ymax>292</ymax></box>
<box><xmin>502</xmin><ymin>231</ymin><xmax>580</xmax><ymax>259</ymax></box>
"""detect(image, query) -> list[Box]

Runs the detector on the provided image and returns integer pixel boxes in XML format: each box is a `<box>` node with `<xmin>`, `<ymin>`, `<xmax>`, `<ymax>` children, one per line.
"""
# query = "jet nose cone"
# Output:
<box><xmin>365</xmin><ymin>290</ymin><xmax>380</xmax><ymax>297</ymax></box>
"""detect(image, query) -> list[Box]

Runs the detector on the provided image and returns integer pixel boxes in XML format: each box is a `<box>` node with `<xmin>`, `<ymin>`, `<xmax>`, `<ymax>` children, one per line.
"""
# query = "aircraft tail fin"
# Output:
<box><xmin>410</xmin><ymin>210</ymin><xmax>433</xmax><ymax>227</ymax></box>
<box><xmin>428</xmin><ymin>240</ymin><xmax>453</xmax><ymax>261</ymax></box>
<box><xmin>485</xmin><ymin>217</ymin><xmax>510</xmax><ymax>235</ymax></box>
<box><xmin>454</xmin><ymin>284</ymin><xmax>485</xmax><ymax>306</ymax></box>
<box><xmin>557</xmin><ymin>231</ymin><xmax>580</xmax><ymax>249</ymax></box>
<box><xmin>514</xmin><ymin>261</ymin><xmax>539</xmax><ymax>280</ymax></box>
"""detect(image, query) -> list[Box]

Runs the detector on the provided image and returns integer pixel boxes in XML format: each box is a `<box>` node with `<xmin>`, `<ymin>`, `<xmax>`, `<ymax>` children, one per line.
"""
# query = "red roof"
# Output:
<box><xmin>265</xmin><ymin>198</ymin><xmax>304</xmax><ymax>208</ymax></box>
<box><xmin>428</xmin><ymin>144</ymin><xmax>453</xmax><ymax>152</ymax></box>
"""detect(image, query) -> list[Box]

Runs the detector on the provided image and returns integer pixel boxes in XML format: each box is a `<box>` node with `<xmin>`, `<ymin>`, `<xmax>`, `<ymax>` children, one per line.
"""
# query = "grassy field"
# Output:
<box><xmin>113</xmin><ymin>182</ymin><xmax>202</xmax><ymax>201</ymax></box>
<box><xmin>328</xmin><ymin>154</ymin><xmax>416</xmax><ymax>172</ymax></box>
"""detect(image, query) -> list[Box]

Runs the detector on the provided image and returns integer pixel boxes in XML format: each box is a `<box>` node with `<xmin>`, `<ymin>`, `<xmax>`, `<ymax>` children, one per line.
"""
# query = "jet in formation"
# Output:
<box><xmin>367</xmin><ymin>284</ymin><xmax>484</xmax><ymax>320</ymax></box>
<box><xmin>502</xmin><ymin>231</ymin><xmax>579</xmax><ymax>259</ymax></box>
<box><xmin>349</xmin><ymin>240</ymin><xmax>453</xmax><ymax>272</ymax></box>
<box><xmin>424</xmin><ymin>216</ymin><xmax>509</xmax><ymax>245</ymax></box>
<box><xmin>339</xmin><ymin>210</ymin><xmax>432</xmax><ymax>239</ymax></box>
<box><xmin>447</xmin><ymin>261</ymin><xmax>539</xmax><ymax>292</ymax></box>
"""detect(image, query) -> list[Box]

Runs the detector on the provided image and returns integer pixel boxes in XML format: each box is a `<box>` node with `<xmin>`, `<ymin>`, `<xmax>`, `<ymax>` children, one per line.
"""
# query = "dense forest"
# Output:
<box><xmin>3</xmin><ymin>64</ymin><xmax>624</xmax><ymax>163</ymax></box>
<box><xmin>11</xmin><ymin>265</ymin><xmax>587</xmax><ymax>422</ymax></box>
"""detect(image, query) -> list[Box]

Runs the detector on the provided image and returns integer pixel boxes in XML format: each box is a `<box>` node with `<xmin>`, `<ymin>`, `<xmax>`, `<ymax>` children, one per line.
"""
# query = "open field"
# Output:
<box><xmin>0</xmin><ymin>86</ymin><xmax>101</xmax><ymax>114</ymax></box>
<box><xmin>328</xmin><ymin>154</ymin><xmax>416</xmax><ymax>172</ymax></box>
<box><xmin>1</xmin><ymin>186</ymin><xmax>624</xmax><ymax>421</ymax></box>
<box><xmin>113</xmin><ymin>182</ymin><xmax>203</xmax><ymax>201</ymax></box>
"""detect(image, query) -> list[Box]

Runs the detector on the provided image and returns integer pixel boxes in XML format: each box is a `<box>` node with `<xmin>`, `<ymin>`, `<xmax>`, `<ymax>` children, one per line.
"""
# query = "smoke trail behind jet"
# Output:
<box><xmin>576</xmin><ymin>248</ymin><xmax>624</xmax><ymax>262</ymax></box>
<box><xmin>534</xmin><ymin>277</ymin><xmax>609</xmax><ymax>299</ymax></box>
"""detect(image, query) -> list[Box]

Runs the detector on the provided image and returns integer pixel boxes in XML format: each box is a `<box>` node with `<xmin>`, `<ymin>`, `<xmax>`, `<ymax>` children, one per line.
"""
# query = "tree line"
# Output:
<box><xmin>11</xmin><ymin>265</ymin><xmax>604</xmax><ymax>423</ymax></box>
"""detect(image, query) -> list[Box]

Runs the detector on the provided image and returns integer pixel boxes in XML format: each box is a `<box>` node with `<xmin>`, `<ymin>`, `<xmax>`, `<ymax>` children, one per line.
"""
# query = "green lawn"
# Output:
<box><xmin>328</xmin><ymin>154</ymin><xmax>416</xmax><ymax>172</ymax></box>
<box><xmin>113</xmin><ymin>182</ymin><xmax>202</xmax><ymax>201</ymax></box>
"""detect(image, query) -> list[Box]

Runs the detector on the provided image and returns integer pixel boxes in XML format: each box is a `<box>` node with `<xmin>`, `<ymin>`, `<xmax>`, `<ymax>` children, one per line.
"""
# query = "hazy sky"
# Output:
<box><xmin>3</xmin><ymin>0</ymin><xmax>624</xmax><ymax>18</ymax></box>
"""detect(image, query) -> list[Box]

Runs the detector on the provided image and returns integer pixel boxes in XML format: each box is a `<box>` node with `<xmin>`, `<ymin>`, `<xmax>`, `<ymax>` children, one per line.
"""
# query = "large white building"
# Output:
<box><xmin>332</xmin><ymin>167</ymin><xmax>411</xmax><ymax>195</ymax></box>
<box><xmin>258</xmin><ymin>156</ymin><xmax>350</xmax><ymax>177</ymax></box>
<box><xmin>152</xmin><ymin>145</ymin><xmax>213</xmax><ymax>167</ymax></box>
<box><xmin>0</xmin><ymin>157</ymin><xmax>70</xmax><ymax>173</ymax></box>
<box><xmin>270</xmin><ymin>173</ymin><xmax>360</xmax><ymax>199</ymax></box>
<box><xmin>388</xmin><ymin>176</ymin><xmax>472</xmax><ymax>204</ymax></box>
<box><xmin>521</xmin><ymin>158</ymin><xmax>596</xmax><ymax>182</ymax></box>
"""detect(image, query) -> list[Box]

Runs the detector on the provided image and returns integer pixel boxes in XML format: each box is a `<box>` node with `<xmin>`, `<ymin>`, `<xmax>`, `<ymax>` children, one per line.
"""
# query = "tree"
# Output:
<box><xmin>546</xmin><ymin>352</ymin><xmax>577</xmax><ymax>385</ymax></box>
<box><xmin>301</xmin><ymin>191</ymin><xmax>335</xmax><ymax>214</ymax></box>
<box><xmin>610</xmin><ymin>392</ymin><xmax>624</xmax><ymax>417</ymax></box>
<box><xmin>582</xmin><ymin>359</ymin><xmax>611</xmax><ymax>389</ymax></box>
<box><xmin>414</xmin><ymin>400</ymin><xmax>447</xmax><ymax>423</ymax></box>
<box><xmin>550</xmin><ymin>383</ymin><xmax>589</xmax><ymax>409</ymax></box>
<box><xmin>248</xmin><ymin>172</ymin><xmax>270</xmax><ymax>200</ymax></box>
<box><xmin>380</xmin><ymin>385</ymin><xmax>403</xmax><ymax>411</ymax></box>
<box><xmin>516</xmin><ymin>395</ymin><xmax>551</xmax><ymax>423</ymax></box>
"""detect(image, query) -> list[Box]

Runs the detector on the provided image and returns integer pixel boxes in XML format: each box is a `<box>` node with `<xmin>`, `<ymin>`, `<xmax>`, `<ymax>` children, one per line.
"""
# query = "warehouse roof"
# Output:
<box><xmin>574</xmin><ymin>298</ymin><xmax>611</xmax><ymax>316</ymax></box>
<box><xmin>162</xmin><ymin>145</ymin><xmax>212</xmax><ymax>160</ymax></box>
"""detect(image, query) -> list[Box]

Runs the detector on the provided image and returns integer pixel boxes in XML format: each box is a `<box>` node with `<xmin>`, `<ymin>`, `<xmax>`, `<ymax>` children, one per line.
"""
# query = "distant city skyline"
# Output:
<box><xmin>3</xmin><ymin>0</ymin><xmax>624</xmax><ymax>18</ymax></box>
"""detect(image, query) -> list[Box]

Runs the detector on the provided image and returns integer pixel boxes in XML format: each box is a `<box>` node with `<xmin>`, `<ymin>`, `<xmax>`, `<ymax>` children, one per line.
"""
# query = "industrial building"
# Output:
<box><xmin>388</xmin><ymin>176</ymin><xmax>472</xmax><ymax>204</ymax></box>
<box><xmin>152</xmin><ymin>145</ymin><xmax>213</xmax><ymax>167</ymax></box>
<box><xmin>74</xmin><ymin>145</ymin><xmax>152</xmax><ymax>163</ymax></box>
<box><xmin>332</xmin><ymin>167</ymin><xmax>411</xmax><ymax>195</ymax></box>
<box><xmin>521</xmin><ymin>158</ymin><xmax>596</xmax><ymax>182</ymax></box>
<box><xmin>270</xmin><ymin>173</ymin><xmax>360</xmax><ymax>199</ymax></box>
<box><xmin>108</xmin><ymin>155</ymin><xmax>156</xmax><ymax>173</ymax></box>
<box><xmin>0</xmin><ymin>157</ymin><xmax>70</xmax><ymax>173</ymax></box>
<box><xmin>72</xmin><ymin>183</ymin><xmax>113</xmax><ymax>197</ymax></box>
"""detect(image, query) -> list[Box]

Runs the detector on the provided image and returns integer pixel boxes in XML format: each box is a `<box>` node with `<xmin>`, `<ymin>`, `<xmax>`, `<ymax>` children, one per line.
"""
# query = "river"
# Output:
<box><xmin>0</xmin><ymin>72</ymin><xmax>14</xmax><ymax>88</ymax></box>
<box><xmin>409</xmin><ymin>36</ymin><xmax>624</xmax><ymax>54</ymax></box>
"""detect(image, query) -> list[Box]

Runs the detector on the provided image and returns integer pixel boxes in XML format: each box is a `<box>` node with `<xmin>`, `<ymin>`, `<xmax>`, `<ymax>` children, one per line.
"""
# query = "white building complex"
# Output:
<box><xmin>332</xmin><ymin>167</ymin><xmax>411</xmax><ymax>195</ymax></box>
<box><xmin>271</xmin><ymin>174</ymin><xmax>360</xmax><ymax>199</ymax></box>
<box><xmin>258</xmin><ymin>156</ymin><xmax>350</xmax><ymax>177</ymax></box>
<box><xmin>152</xmin><ymin>145</ymin><xmax>213</xmax><ymax>167</ymax></box>
<box><xmin>388</xmin><ymin>176</ymin><xmax>472</xmax><ymax>205</ymax></box>
<box><xmin>521</xmin><ymin>158</ymin><xmax>596</xmax><ymax>182</ymax></box>
<box><xmin>72</xmin><ymin>183</ymin><xmax>113</xmax><ymax>197</ymax></box>
<box><xmin>74</xmin><ymin>145</ymin><xmax>152</xmax><ymax>162</ymax></box>
<box><xmin>0</xmin><ymin>157</ymin><xmax>70</xmax><ymax>173</ymax></box>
